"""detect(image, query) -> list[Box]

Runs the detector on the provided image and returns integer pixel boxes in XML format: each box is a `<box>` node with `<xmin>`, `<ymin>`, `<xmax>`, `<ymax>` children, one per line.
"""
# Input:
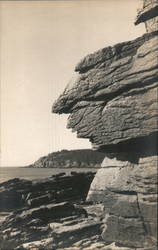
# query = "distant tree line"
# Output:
<box><xmin>30</xmin><ymin>149</ymin><xmax>105</xmax><ymax>168</ymax></box>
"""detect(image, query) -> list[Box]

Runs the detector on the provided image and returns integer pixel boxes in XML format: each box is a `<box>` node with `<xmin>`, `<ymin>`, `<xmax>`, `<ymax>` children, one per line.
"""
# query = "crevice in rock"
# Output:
<box><xmin>107</xmin><ymin>190</ymin><xmax>137</xmax><ymax>195</ymax></box>
<box><xmin>136</xmin><ymin>193</ymin><xmax>148</xmax><ymax>236</ymax></box>
<box><xmin>86</xmin><ymin>75</ymin><xmax>158</xmax><ymax>104</ymax></box>
<box><xmin>122</xmin><ymin>81</ymin><xmax>158</xmax><ymax>98</ymax></box>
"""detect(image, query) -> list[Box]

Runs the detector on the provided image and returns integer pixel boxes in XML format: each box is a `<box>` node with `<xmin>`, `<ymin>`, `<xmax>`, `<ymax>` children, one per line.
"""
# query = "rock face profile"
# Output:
<box><xmin>52</xmin><ymin>1</ymin><xmax>158</xmax><ymax>249</ymax></box>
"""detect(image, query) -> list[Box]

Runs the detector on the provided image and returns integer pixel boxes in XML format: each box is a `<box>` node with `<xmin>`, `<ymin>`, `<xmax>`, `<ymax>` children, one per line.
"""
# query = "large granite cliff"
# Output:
<box><xmin>52</xmin><ymin>1</ymin><xmax>158</xmax><ymax>249</ymax></box>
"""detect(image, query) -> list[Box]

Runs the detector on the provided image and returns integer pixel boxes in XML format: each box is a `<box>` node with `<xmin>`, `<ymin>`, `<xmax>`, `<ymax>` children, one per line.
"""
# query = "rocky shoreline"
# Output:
<box><xmin>0</xmin><ymin>170</ymin><xmax>156</xmax><ymax>250</ymax></box>
<box><xmin>1</xmin><ymin>1</ymin><xmax>157</xmax><ymax>249</ymax></box>
<box><xmin>0</xmin><ymin>172</ymin><xmax>108</xmax><ymax>250</ymax></box>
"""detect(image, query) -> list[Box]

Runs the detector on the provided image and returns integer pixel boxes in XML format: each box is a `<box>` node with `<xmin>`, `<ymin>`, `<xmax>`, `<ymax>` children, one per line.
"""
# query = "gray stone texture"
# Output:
<box><xmin>52</xmin><ymin>0</ymin><xmax>158</xmax><ymax>249</ymax></box>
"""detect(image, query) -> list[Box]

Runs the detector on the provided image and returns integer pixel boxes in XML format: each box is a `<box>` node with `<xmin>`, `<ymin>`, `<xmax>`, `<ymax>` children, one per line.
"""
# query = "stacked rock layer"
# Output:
<box><xmin>52</xmin><ymin>1</ymin><xmax>158</xmax><ymax>249</ymax></box>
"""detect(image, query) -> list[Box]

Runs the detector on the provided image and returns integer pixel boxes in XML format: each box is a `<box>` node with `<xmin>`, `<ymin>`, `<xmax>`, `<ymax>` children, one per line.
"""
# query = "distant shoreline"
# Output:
<box><xmin>0</xmin><ymin>167</ymin><xmax>99</xmax><ymax>184</ymax></box>
<box><xmin>1</xmin><ymin>166</ymin><xmax>100</xmax><ymax>168</ymax></box>
<box><xmin>25</xmin><ymin>166</ymin><xmax>100</xmax><ymax>169</ymax></box>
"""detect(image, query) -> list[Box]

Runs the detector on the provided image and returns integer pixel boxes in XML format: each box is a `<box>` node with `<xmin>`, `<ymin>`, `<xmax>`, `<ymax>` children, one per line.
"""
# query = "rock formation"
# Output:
<box><xmin>52</xmin><ymin>1</ymin><xmax>158</xmax><ymax>249</ymax></box>
<box><xmin>0</xmin><ymin>173</ymin><xmax>105</xmax><ymax>250</ymax></box>
<box><xmin>0</xmin><ymin>173</ymin><xmax>95</xmax><ymax>211</ymax></box>
<box><xmin>135</xmin><ymin>0</ymin><xmax>158</xmax><ymax>32</ymax></box>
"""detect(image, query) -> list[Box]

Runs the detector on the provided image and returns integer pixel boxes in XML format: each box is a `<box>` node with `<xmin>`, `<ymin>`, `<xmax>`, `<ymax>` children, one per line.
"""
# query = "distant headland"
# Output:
<box><xmin>28</xmin><ymin>149</ymin><xmax>105</xmax><ymax>168</ymax></box>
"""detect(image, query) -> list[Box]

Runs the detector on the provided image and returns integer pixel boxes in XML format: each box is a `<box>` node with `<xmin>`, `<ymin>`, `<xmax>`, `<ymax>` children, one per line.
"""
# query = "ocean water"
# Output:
<box><xmin>0</xmin><ymin>167</ymin><xmax>98</xmax><ymax>183</ymax></box>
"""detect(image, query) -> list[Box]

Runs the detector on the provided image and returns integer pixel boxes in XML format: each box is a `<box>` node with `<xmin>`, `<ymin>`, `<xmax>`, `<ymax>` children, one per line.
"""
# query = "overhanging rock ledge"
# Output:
<box><xmin>52</xmin><ymin>1</ymin><xmax>158</xmax><ymax>249</ymax></box>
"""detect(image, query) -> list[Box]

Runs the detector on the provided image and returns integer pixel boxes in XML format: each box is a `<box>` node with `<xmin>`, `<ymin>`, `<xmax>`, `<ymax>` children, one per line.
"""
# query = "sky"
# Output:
<box><xmin>0</xmin><ymin>0</ymin><xmax>145</xmax><ymax>167</ymax></box>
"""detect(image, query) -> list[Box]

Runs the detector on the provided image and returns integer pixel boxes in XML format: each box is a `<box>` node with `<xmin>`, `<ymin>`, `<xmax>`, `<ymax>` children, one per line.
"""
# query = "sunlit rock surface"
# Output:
<box><xmin>87</xmin><ymin>155</ymin><xmax>157</xmax><ymax>248</ymax></box>
<box><xmin>53</xmin><ymin>33</ymin><xmax>158</xmax><ymax>151</ymax></box>
<box><xmin>52</xmin><ymin>0</ymin><xmax>157</xmax><ymax>249</ymax></box>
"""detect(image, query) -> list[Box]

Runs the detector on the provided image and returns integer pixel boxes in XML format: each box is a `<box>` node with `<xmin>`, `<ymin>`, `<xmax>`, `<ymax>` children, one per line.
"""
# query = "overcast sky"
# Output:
<box><xmin>1</xmin><ymin>0</ymin><xmax>145</xmax><ymax>166</ymax></box>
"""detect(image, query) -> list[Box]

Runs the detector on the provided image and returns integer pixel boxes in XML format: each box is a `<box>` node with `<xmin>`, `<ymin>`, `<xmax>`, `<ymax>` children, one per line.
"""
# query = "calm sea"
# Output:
<box><xmin>0</xmin><ymin>167</ymin><xmax>98</xmax><ymax>183</ymax></box>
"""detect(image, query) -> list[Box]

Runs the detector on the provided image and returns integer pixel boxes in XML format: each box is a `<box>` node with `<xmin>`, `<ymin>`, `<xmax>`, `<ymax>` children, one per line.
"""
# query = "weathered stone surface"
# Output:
<box><xmin>102</xmin><ymin>215</ymin><xmax>146</xmax><ymax>248</ymax></box>
<box><xmin>87</xmin><ymin>155</ymin><xmax>157</xmax><ymax>200</ymax></box>
<box><xmin>135</xmin><ymin>0</ymin><xmax>158</xmax><ymax>32</ymax></box>
<box><xmin>26</xmin><ymin>194</ymin><xmax>55</xmax><ymax>208</ymax></box>
<box><xmin>87</xmin><ymin>155</ymin><xmax>157</xmax><ymax>248</ymax></box>
<box><xmin>52</xmin><ymin>33</ymin><xmax>158</xmax><ymax>150</ymax></box>
<box><xmin>0</xmin><ymin>173</ymin><xmax>104</xmax><ymax>250</ymax></box>
<box><xmin>52</xmin><ymin>1</ymin><xmax>158</xmax><ymax>249</ymax></box>
<box><xmin>19</xmin><ymin>202</ymin><xmax>82</xmax><ymax>221</ymax></box>
<box><xmin>0</xmin><ymin>172</ymin><xmax>95</xmax><ymax>212</ymax></box>
<box><xmin>0</xmin><ymin>178</ymin><xmax>32</xmax><ymax>211</ymax></box>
